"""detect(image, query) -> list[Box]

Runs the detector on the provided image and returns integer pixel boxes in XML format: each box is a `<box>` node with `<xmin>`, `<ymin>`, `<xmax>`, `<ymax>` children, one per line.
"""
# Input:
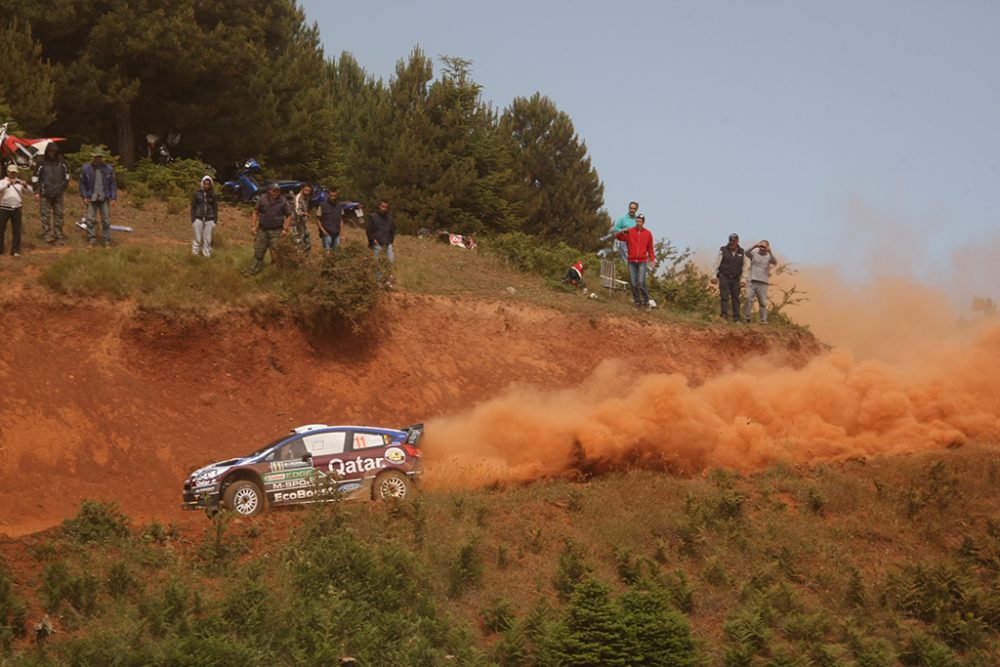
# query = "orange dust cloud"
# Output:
<box><xmin>421</xmin><ymin>324</ymin><xmax>1000</xmax><ymax>489</ymax></box>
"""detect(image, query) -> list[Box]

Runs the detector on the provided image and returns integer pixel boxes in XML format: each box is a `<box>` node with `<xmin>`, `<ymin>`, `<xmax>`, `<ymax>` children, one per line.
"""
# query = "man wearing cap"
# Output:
<box><xmin>710</xmin><ymin>233</ymin><xmax>746</xmax><ymax>322</ymax></box>
<box><xmin>33</xmin><ymin>143</ymin><xmax>70</xmax><ymax>245</ymax></box>
<box><xmin>743</xmin><ymin>239</ymin><xmax>779</xmax><ymax>323</ymax></box>
<box><xmin>0</xmin><ymin>165</ymin><xmax>32</xmax><ymax>256</ymax></box>
<box><xmin>614</xmin><ymin>213</ymin><xmax>656</xmax><ymax>308</ymax></box>
<box><xmin>79</xmin><ymin>148</ymin><xmax>118</xmax><ymax>247</ymax></box>
<box><xmin>245</xmin><ymin>183</ymin><xmax>291</xmax><ymax>275</ymax></box>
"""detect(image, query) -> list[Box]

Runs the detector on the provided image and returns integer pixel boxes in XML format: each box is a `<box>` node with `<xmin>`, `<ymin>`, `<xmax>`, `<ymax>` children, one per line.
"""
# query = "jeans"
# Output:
<box><xmin>0</xmin><ymin>207</ymin><xmax>22</xmax><ymax>255</ymax></box>
<box><xmin>617</xmin><ymin>239</ymin><xmax>629</xmax><ymax>265</ymax></box>
<box><xmin>192</xmin><ymin>219</ymin><xmax>216</xmax><ymax>257</ymax></box>
<box><xmin>373</xmin><ymin>243</ymin><xmax>394</xmax><ymax>282</ymax></box>
<box><xmin>628</xmin><ymin>261</ymin><xmax>649</xmax><ymax>305</ymax></box>
<box><xmin>85</xmin><ymin>199</ymin><xmax>111</xmax><ymax>245</ymax></box>
<box><xmin>321</xmin><ymin>233</ymin><xmax>340</xmax><ymax>251</ymax></box>
<box><xmin>745</xmin><ymin>280</ymin><xmax>769</xmax><ymax>322</ymax></box>
<box><xmin>39</xmin><ymin>194</ymin><xmax>65</xmax><ymax>242</ymax></box>
<box><xmin>293</xmin><ymin>215</ymin><xmax>312</xmax><ymax>252</ymax></box>
<box><xmin>718</xmin><ymin>275</ymin><xmax>741</xmax><ymax>320</ymax></box>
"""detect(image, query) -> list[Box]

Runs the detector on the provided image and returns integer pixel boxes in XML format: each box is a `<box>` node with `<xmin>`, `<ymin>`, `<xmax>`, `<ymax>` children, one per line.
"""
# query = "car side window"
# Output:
<box><xmin>272</xmin><ymin>437</ymin><xmax>308</xmax><ymax>461</ymax></box>
<box><xmin>352</xmin><ymin>431</ymin><xmax>388</xmax><ymax>450</ymax></box>
<box><xmin>303</xmin><ymin>431</ymin><xmax>347</xmax><ymax>456</ymax></box>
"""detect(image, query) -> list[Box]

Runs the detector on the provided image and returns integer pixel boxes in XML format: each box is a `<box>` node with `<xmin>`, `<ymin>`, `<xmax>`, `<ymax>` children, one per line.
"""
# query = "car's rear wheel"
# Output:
<box><xmin>223</xmin><ymin>481</ymin><xmax>264</xmax><ymax>516</ymax></box>
<box><xmin>373</xmin><ymin>471</ymin><xmax>412</xmax><ymax>500</ymax></box>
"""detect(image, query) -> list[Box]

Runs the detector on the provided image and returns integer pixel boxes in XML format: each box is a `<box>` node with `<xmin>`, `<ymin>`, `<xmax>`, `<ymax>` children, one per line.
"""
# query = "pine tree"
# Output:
<box><xmin>552</xmin><ymin>577</ymin><xmax>631</xmax><ymax>666</ymax></box>
<box><xmin>500</xmin><ymin>92</ymin><xmax>610</xmax><ymax>249</ymax></box>
<box><xmin>0</xmin><ymin>19</ymin><xmax>55</xmax><ymax>133</ymax></box>
<box><xmin>620</xmin><ymin>586</ymin><xmax>699</xmax><ymax>666</ymax></box>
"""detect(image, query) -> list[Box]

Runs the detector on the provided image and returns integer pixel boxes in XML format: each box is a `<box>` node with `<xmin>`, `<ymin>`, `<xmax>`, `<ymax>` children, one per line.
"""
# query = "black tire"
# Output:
<box><xmin>220</xmin><ymin>184</ymin><xmax>241</xmax><ymax>204</ymax></box>
<box><xmin>372</xmin><ymin>470</ymin><xmax>412</xmax><ymax>500</ymax></box>
<box><xmin>223</xmin><ymin>480</ymin><xmax>264</xmax><ymax>516</ymax></box>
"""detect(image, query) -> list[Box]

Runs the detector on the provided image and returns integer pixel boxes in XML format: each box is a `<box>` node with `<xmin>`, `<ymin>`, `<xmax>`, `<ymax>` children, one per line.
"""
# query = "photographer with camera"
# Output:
<box><xmin>0</xmin><ymin>164</ymin><xmax>32</xmax><ymax>257</ymax></box>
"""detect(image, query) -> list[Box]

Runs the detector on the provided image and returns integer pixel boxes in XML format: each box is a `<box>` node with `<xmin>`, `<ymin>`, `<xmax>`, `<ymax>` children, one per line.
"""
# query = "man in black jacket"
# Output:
<box><xmin>710</xmin><ymin>233</ymin><xmax>746</xmax><ymax>322</ymax></box>
<box><xmin>33</xmin><ymin>143</ymin><xmax>69</xmax><ymax>245</ymax></box>
<box><xmin>366</xmin><ymin>199</ymin><xmax>396</xmax><ymax>285</ymax></box>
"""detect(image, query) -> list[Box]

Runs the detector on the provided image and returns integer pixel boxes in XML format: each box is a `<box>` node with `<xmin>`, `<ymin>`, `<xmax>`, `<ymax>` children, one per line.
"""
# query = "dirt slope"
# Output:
<box><xmin>0</xmin><ymin>295</ymin><xmax>820</xmax><ymax>536</ymax></box>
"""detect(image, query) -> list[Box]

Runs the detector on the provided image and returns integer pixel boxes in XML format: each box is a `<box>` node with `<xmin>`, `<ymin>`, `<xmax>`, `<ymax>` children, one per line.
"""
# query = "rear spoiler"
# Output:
<box><xmin>403</xmin><ymin>423</ymin><xmax>424</xmax><ymax>446</ymax></box>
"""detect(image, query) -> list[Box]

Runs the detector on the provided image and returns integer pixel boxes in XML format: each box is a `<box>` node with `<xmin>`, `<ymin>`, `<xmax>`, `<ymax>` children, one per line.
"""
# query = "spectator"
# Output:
<box><xmin>710</xmin><ymin>233</ymin><xmax>746</xmax><ymax>322</ymax></box>
<box><xmin>366</xmin><ymin>199</ymin><xmax>396</xmax><ymax>285</ymax></box>
<box><xmin>615</xmin><ymin>213</ymin><xmax>656</xmax><ymax>308</ymax></box>
<box><xmin>292</xmin><ymin>184</ymin><xmax>314</xmax><ymax>253</ymax></box>
<box><xmin>33</xmin><ymin>143</ymin><xmax>69</xmax><ymax>245</ymax></box>
<box><xmin>602</xmin><ymin>200</ymin><xmax>639</xmax><ymax>264</ymax></box>
<box><xmin>190</xmin><ymin>175</ymin><xmax>219</xmax><ymax>258</ymax></box>
<box><xmin>743</xmin><ymin>239</ymin><xmax>779</xmax><ymax>323</ymax></box>
<box><xmin>245</xmin><ymin>183</ymin><xmax>290</xmax><ymax>276</ymax></box>
<box><xmin>79</xmin><ymin>148</ymin><xmax>117</xmax><ymax>247</ymax></box>
<box><xmin>561</xmin><ymin>260</ymin><xmax>586</xmax><ymax>289</ymax></box>
<box><xmin>315</xmin><ymin>186</ymin><xmax>345</xmax><ymax>252</ymax></box>
<box><xmin>0</xmin><ymin>165</ymin><xmax>31</xmax><ymax>257</ymax></box>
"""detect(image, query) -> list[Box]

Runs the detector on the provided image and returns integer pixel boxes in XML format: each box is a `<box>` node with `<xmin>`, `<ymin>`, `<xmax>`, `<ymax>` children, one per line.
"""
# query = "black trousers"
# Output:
<box><xmin>0</xmin><ymin>207</ymin><xmax>22</xmax><ymax>255</ymax></box>
<box><xmin>718</xmin><ymin>275</ymin><xmax>741</xmax><ymax>320</ymax></box>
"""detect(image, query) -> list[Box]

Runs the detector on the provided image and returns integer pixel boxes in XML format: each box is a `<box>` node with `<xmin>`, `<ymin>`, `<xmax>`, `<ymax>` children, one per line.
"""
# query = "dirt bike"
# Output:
<box><xmin>221</xmin><ymin>158</ymin><xmax>320</xmax><ymax>204</ymax></box>
<box><xmin>0</xmin><ymin>122</ymin><xmax>66</xmax><ymax>170</ymax></box>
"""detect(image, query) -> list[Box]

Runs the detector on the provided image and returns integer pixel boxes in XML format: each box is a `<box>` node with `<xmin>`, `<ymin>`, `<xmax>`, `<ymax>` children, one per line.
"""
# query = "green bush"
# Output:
<box><xmin>41</xmin><ymin>561</ymin><xmax>99</xmax><ymax>616</ymax></box>
<box><xmin>0</xmin><ymin>558</ymin><xmax>27</xmax><ymax>652</ymax></box>
<box><xmin>486</xmin><ymin>231</ymin><xmax>581</xmax><ymax>278</ymax></box>
<box><xmin>448</xmin><ymin>538</ymin><xmax>484</xmax><ymax>598</ymax></box>
<box><xmin>61</xmin><ymin>500</ymin><xmax>130</xmax><ymax>543</ymax></box>
<box><xmin>284</xmin><ymin>242</ymin><xmax>384</xmax><ymax>332</ymax></box>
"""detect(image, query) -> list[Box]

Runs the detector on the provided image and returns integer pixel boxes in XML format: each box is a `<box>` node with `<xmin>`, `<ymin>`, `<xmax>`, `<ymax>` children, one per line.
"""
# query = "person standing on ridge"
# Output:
<box><xmin>366</xmin><ymin>199</ymin><xmax>396</xmax><ymax>286</ymax></box>
<box><xmin>615</xmin><ymin>213</ymin><xmax>656</xmax><ymax>308</ymax></box>
<box><xmin>743</xmin><ymin>239</ymin><xmax>778</xmax><ymax>323</ymax></box>
<box><xmin>33</xmin><ymin>143</ymin><xmax>69</xmax><ymax>245</ymax></box>
<box><xmin>245</xmin><ymin>182</ymin><xmax>290</xmax><ymax>275</ymax></box>
<box><xmin>190</xmin><ymin>175</ymin><xmax>219</xmax><ymax>257</ymax></box>
<box><xmin>711</xmin><ymin>233</ymin><xmax>746</xmax><ymax>322</ymax></box>
<box><xmin>0</xmin><ymin>165</ymin><xmax>31</xmax><ymax>257</ymax></box>
<box><xmin>315</xmin><ymin>186</ymin><xmax>345</xmax><ymax>252</ymax></box>
<box><xmin>79</xmin><ymin>148</ymin><xmax>117</xmax><ymax>247</ymax></box>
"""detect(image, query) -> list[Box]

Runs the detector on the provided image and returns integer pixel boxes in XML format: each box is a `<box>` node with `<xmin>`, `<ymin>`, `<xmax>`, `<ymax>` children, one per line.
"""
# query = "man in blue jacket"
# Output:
<box><xmin>79</xmin><ymin>148</ymin><xmax>117</xmax><ymax>247</ymax></box>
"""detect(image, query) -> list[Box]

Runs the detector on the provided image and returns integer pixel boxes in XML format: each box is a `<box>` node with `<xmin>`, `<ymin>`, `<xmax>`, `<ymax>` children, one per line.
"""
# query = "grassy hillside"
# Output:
<box><xmin>1</xmin><ymin>443</ymin><xmax>998</xmax><ymax>665</ymax></box>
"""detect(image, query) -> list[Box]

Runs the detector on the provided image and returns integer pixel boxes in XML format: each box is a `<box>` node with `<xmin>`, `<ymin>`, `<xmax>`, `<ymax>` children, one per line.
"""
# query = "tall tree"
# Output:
<box><xmin>500</xmin><ymin>93</ymin><xmax>609</xmax><ymax>249</ymax></box>
<box><xmin>0</xmin><ymin>19</ymin><xmax>56</xmax><ymax>133</ymax></box>
<box><xmin>12</xmin><ymin>0</ymin><xmax>335</xmax><ymax>171</ymax></box>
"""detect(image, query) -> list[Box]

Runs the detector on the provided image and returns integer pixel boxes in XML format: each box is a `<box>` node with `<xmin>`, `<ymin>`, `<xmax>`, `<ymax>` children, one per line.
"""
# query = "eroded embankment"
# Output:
<box><xmin>0</xmin><ymin>295</ymin><xmax>818</xmax><ymax>536</ymax></box>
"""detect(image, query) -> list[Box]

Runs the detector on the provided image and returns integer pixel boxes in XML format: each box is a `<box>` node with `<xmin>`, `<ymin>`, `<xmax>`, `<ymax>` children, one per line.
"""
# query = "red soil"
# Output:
<box><xmin>0</xmin><ymin>295</ymin><xmax>820</xmax><ymax>537</ymax></box>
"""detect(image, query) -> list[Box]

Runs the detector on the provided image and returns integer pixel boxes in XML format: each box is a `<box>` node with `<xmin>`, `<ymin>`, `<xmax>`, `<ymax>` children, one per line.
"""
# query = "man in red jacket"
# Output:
<box><xmin>615</xmin><ymin>213</ymin><xmax>656</xmax><ymax>308</ymax></box>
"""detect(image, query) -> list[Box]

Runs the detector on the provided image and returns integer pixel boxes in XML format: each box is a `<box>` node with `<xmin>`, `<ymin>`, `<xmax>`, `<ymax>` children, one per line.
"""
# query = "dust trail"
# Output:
<box><xmin>421</xmin><ymin>321</ymin><xmax>1000</xmax><ymax>489</ymax></box>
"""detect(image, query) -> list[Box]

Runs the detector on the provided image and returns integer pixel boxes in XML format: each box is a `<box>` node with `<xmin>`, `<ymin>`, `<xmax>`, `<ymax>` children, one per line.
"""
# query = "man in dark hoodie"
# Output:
<box><xmin>33</xmin><ymin>143</ymin><xmax>70</xmax><ymax>245</ymax></box>
<box><xmin>190</xmin><ymin>175</ymin><xmax>219</xmax><ymax>257</ymax></box>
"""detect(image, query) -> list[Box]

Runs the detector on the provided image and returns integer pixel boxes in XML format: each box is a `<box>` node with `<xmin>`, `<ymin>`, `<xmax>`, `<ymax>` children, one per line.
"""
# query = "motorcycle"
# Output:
<box><xmin>221</xmin><ymin>158</ymin><xmax>321</xmax><ymax>204</ymax></box>
<box><xmin>0</xmin><ymin>122</ymin><xmax>66</xmax><ymax>170</ymax></box>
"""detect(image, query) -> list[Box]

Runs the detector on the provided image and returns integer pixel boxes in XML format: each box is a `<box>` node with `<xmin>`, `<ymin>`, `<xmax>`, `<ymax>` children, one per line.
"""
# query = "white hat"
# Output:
<box><xmin>5</xmin><ymin>164</ymin><xmax>17</xmax><ymax>173</ymax></box>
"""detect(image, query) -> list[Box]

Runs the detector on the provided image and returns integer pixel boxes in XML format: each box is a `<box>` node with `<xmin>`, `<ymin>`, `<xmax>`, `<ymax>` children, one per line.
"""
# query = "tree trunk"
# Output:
<box><xmin>117</xmin><ymin>105</ymin><xmax>135</xmax><ymax>168</ymax></box>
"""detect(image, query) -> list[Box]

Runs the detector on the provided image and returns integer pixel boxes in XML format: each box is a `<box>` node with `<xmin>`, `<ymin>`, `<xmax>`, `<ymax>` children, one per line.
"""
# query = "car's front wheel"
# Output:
<box><xmin>223</xmin><ymin>481</ymin><xmax>264</xmax><ymax>516</ymax></box>
<box><xmin>373</xmin><ymin>471</ymin><xmax>412</xmax><ymax>500</ymax></box>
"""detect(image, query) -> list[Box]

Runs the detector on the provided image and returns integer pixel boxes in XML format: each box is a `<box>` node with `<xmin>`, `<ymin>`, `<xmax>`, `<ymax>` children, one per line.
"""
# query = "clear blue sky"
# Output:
<box><xmin>299</xmin><ymin>0</ymin><xmax>999</xmax><ymax>295</ymax></box>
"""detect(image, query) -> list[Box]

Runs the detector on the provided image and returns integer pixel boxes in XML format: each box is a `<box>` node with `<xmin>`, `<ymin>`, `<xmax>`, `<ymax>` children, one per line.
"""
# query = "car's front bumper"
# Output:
<box><xmin>181</xmin><ymin>484</ymin><xmax>221</xmax><ymax>511</ymax></box>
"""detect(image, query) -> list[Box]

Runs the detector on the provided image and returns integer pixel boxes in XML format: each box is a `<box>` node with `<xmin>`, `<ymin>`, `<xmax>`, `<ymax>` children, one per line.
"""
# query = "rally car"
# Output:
<box><xmin>182</xmin><ymin>423</ymin><xmax>423</xmax><ymax>517</ymax></box>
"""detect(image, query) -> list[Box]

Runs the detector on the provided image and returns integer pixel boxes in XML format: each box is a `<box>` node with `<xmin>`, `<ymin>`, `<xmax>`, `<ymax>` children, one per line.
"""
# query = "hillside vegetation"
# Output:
<box><xmin>0</xmin><ymin>444</ymin><xmax>997</xmax><ymax>665</ymax></box>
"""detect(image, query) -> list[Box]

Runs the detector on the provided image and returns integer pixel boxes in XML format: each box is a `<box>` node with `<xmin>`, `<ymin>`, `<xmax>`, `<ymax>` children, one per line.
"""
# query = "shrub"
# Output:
<box><xmin>552</xmin><ymin>577</ymin><xmax>631</xmax><ymax>666</ymax></box>
<box><xmin>448</xmin><ymin>538</ymin><xmax>484</xmax><ymax>598</ymax></box>
<box><xmin>41</xmin><ymin>561</ymin><xmax>99</xmax><ymax>616</ymax></box>
<box><xmin>61</xmin><ymin>500</ymin><xmax>130</xmax><ymax>543</ymax></box>
<box><xmin>285</xmin><ymin>242</ymin><xmax>383</xmax><ymax>332</ymax></box>
<box><xmin>0</xmin><ymin>558</ymin><xmax>26</xmax><ymax>651</ymax></box>
<box><xmin>554</xmin><ymin>540</ymin><xmax>593</xmax><ymax>601</ymax></box>
<box><xmin>486</xmin><ymin>231</ymin><xmax>581</xmax><ymax>279</ymax></box>
<box><xmin>481</xmin><ymin>597</ymin><xmax>516</xmax><ymax>634</ymax></box>
<box><xmin>620</xmin><ymin>586</ymin><xmax>698</xmax><ymax>666</ymax></box>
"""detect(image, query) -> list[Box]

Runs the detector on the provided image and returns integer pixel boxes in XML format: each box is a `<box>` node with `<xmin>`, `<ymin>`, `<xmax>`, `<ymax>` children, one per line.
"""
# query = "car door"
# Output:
<box><xmin>300</xmin><ymin>430</ymin><xmax>349</xmax><ymax>498</ymax></box>
<box><xmin>261</xmin><ymin>436</ymin><xmax>318</xmax><ymax>505</ymax></box>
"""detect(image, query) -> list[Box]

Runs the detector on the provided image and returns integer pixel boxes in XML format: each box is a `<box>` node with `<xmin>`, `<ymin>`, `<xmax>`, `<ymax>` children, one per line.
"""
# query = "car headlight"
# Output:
<box><xmin>193</xmin><ymin>468</ymin><xmax>222</xmax><ymax>483</ymax></box>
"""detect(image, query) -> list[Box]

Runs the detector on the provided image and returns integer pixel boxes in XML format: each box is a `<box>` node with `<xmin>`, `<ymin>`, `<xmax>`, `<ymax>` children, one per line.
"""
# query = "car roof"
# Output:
<box><xmin>290</xmin><ymin>424</ymin><xmax>406</xmax><ymax>435</ymax></box>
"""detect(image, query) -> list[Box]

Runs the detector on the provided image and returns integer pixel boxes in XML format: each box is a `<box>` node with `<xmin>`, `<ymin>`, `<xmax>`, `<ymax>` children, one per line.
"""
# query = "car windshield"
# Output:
<box><xmin>246</xmin><ymin>434</ymin><xmax>290</xmax><ymax>459</ymax></box>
